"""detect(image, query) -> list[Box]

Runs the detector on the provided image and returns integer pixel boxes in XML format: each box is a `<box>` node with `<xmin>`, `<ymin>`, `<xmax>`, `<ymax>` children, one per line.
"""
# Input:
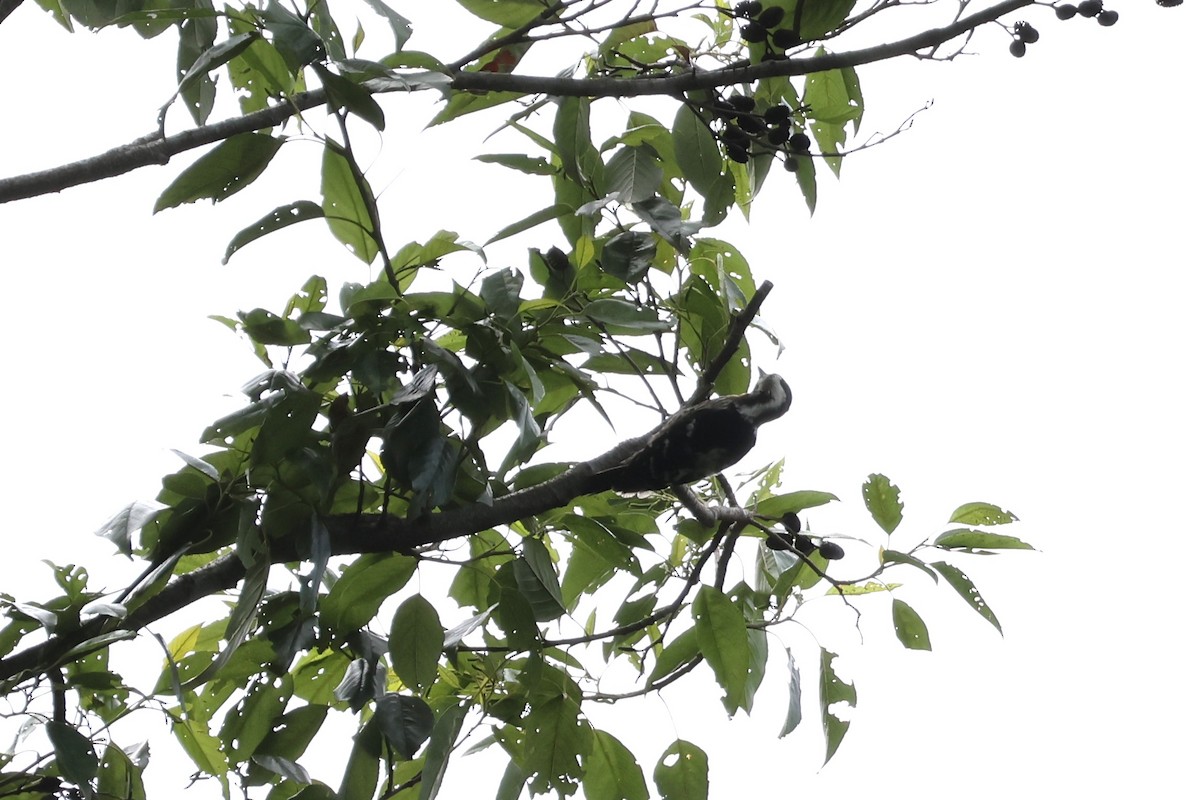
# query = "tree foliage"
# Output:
<box><xmin>0</xmin><ymin>0</ymin><xmax>1176</xmax><ymax>797</ymax></box>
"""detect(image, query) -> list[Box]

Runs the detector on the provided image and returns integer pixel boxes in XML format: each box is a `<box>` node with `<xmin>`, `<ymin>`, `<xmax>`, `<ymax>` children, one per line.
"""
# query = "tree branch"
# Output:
<box><xmin>0</xmin><ymin>0</ymin><xmax>1033</xmax><ymax>204</ymax></box>
<box><xmin>0</xmin><ymin>280</ymin><xmax>780</xmax><ymax>685</ymax></box>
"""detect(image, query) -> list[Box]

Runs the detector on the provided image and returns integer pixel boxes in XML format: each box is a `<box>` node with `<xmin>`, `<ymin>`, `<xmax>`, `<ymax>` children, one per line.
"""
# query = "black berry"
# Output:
<box><xmin>818</xmin><ymin>541</ymin><xmax>845</xmax><ymax>560</ymax></box>
<box><xmin>1055</xmin><ymin>4</ymin><xmax>1078</xmax><ymax>19</ymax></box>
<box><xmin>757</xmin><ymin>5</ymin><xmax>786</xmax><ymax>28</ymax></box>
<box><xmin>736</xmin><ymin>113</ymin><xmax>766</xmax><ymax>134</ymax></box>
<box><xmin>1156</xmin><ymin>0</ymin><xmax>1183</xmax><ymax>6</ymax></box>
<box><xmin>726</xmin><ymin>144</ymin><xmax>750</xmax><ymax>164</ymax></box>
<box><xmin>766</xmin><ymin>126</ymin><xmax>790</xmax><ymax>146</ymax></box>
<box><xmin>740</xmin><ymin>22</ymin><xmax>768</xmax><ymax>42</ymax></box>
<box><xmin>1077</xmin><ymin>0</ymin><xmax>1103</xmax><ymax>17</ymax></box>
<box><xmin>1008</xmin><ymin>39</ymin><xmax>1027</xmax><ymax>57</ymax></box>
<box><xmin>783</xmin><ymin>157</ymin><xmax>799</xmax><ymax>172</ymax></box>
<box><xmin>781</xmin><ymin>511</ymin><xmax>802</xmax><ymax>533</ymax></box>
<box><xmin>794</xmin><ymin>535</ymin><xmax>816</xmax><ymax>555</ymax></box>
<box><xmin>734</xmin><ymin>1</ymin><xmax>763</xmax><ymax>17</ymax></box>
<box><xmin>728</xmin><ymin>94</ymin><xmax>756</xmax><ymax>113</ymax></box>
<box><xmin>772</xmin><ymin>29</ymin><xmax>804</xmax><ymax>50</ymax></box>
<box><xmin>1096</xmin><ymin>9</ymin><xmax>1118</xmax><ymax>24</ymax></box>
<box><xmin>788</xmin><ymin>132</ymin><xmax>811</xmax><ymax>152</ymax></box>
<box><xmin>763</xmin><ymin>104</ymin><xmax>791</xmax><ymax>125</ymax></box>
<box><xmin>1014</xmin><ymin>21</ymin><xmax>1040</xmax><ymax>42</ymax></box>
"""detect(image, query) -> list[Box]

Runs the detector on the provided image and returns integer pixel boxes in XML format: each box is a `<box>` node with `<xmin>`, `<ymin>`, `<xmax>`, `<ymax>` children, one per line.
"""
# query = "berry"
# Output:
<box><xmin>1096</xmin><ymin>9</ymin><xmax>1118</xmax><ymax>24</ymax></box>
<box><xmin>734</xmin><ymin>1</ymin><xmax>763</xmax><ymax>17</ymax></box>
<box><xmin>720</xmin><ymin>125</ymin><xmax>751</xmax><ymax>146</ymax></box>
<box><xmin>740</xmin><ymin>22</ymin><xmax>767</xmax><ymax>42</ymax></box>
<box><xmin>726</xmin><ymin>144</ymin><xmax>750</xmax><ymax>164</ymax></box>
<box><xmin>1055</xmin><ymin>4</ymin><xmax>1078</xmax><ymax>19</ymax></box>
<box><xmin>728</xmin><ymin>93</ymin><xmax>757</xmax><ymax>113</ymax></box>
<box><xmin>788</xmin><ymin>131</ymin><xmax>811</xmax><ymax>152</ymax></box>
<box><xmin>1156</xmin><ymin>0</ymin><xmax>1183</xmax><ymax>6</ymax></box>
<box><xmin>794</xmin><ymin>535</ymin><xmax>816</xmax><ymax>555</ymax></box>
<box><xmin>781</xmin><ymin>511</ymin><xmax>802</xmax><ymax>534</ymax></box>
<box><xmin>766</xmin><ymin>125</ymin><xmax>790</xmax><ymax>146</ymax></box>
<box><xmin>757</xmin><ymin>5</ymin><xmax>786</xmax><ymax>28</ymax></box>
<box><xmin>763</xmin><ymin>104</ymin><xmax>791</xmax><ymax>125</ymax></box>
<box><xmin>772</xmin><ymin>29</ymin><xmax>804</xmax><ymax>50</ymax></box>
<box><xmin>1014</xmin><ymin>21</ymin><xmax>1040</xmax><ymax>42</ymax></box>
<box><xmin>1077</xmin><ymin>0</ymin><xmax>1102</xmax><ymax>17</ymax></box>
<box><xmin>711</xmin><ymin>100</ymin><xmax>735</xmax><ymax>121</ymax></box>
<box><xmin>736</xmin><ymin>113</ymin><xmax>766</xmax><ymax>134</ymax></box>
<box><xmin>818</xmin><ymin>541</ymin><xmax>845</xmax><ymax>560</ymax></box>
<box><xmin>783</xmin><ymin>157</ymin><xmax>799</xmax><ymax>172</ymax></box>
<box><xmin>1008</xmin><ymin>39</ymin><xmax>1026</xmax><ymax>57</ymax></box>
<box><xmin>765</xmin><ymin>530</ymin><xmax>793</xmax><ymax>550</ymax></box>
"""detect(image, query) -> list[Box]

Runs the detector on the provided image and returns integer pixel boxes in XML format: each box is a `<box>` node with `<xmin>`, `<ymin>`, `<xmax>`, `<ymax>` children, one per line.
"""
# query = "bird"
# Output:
<box><xmin>583</xmin><ymin>374</ymin><xmax>792</xmax><ymax>494</ymax></box>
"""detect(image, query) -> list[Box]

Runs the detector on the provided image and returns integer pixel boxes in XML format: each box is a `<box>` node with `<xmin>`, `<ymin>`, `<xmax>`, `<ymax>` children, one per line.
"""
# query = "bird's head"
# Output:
<box><xmin>738</xmin><ymin>373</ymin><xmax>792</xmax><ymax>424</ymax></box>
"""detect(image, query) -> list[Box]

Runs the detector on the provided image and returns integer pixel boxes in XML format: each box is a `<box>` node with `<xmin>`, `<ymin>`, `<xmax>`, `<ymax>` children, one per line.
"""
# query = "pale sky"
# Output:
<box><xmin>1</xmin><ymin>2</ymin><xmax>1197</xmax><ymax>798</ymax></box>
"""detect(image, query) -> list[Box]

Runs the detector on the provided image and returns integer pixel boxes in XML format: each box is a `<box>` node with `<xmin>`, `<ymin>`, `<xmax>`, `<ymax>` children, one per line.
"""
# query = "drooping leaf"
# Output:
<box><xmin>862</xmin><ymin>473</ymin><xmax>903</xmax><ymax>534</ymax></box>
<box><xmin>931</xmin><ymin>562</ymin><xmax>1003</xmax><ymax>634</ymax></box>
<box><xmin>583</xmin><ymin>730</ymin><xmax>650</xmax><ymax>800</ymax></box>
<box><xmin>321</xmin><ymin>142</ymin><xmax>379</xmax><ymax>264</ymax></box>
<box><xmin>47</xmin><ymin>721</ymin><xmax>99</xmax><ymax>786</ymax></box>
<box><xmin>779</xmin><ymin>648</ymin><xmax>803</xmax><ymax>738</ymax></box>
<box><xmin>652</xmin><ymin>740</ymin><xmax>708</xmax><ymax>800</ymax></box>
<box><xmin>891</xmin><ymin>598</ymin><xmax>932</xmax><ymax>651</ymax></box>
<box><xmin>376</xmin><ymin>694</ymin><xmax>436</xmax><ymax>760</ymax></box>
<box><xmin>154</xmin><ymin>133</ymin><xmax>283</xmax><ymax>212</ymax></box>
<box><xmin>692</xmin><ymin>586</ymin><xmax>750</xmax><ymax>715</ymax></box>
<box><xmin>818</xmin><ymin>648</ymin><xmax>856</xmax><ymax>764</ymax></box>
<box><xmin>514</xmin><ymin>538</ymin><xmax>567</xmax><ymax>622</ymax></box>
<box><xmin>388</xmin><ymin>595</ymin><xmax>444</xmax><ymax>693</ymax></box>
<box><xmin>934</xmin><ymin>529</ymin><xmax>1034</xmax><ymax>551</ymax></box>
<box><xmin>321</xmin><ymin>554</ymin><xmax>418</xmax><ymax>635</ymax></box>
<box><xmin>417</xmin><ymin>701</ymin><xmax>469</xmax><ymax>800</ymax></box>
<box><xmin>671</xmin><ymin>105</ymin><xmax>723</xmax><ymax>199</ymax></box>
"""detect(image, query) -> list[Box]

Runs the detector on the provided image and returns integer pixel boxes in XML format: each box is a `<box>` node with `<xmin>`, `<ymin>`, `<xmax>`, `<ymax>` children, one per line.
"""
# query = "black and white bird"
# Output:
<box><xmin>584</xmin><ymin>374</ymin><xmax>792</xmax><ymax>494</ymax></box>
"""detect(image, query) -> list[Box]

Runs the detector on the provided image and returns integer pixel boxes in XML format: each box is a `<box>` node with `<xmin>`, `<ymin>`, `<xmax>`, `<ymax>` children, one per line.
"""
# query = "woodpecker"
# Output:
<box><xmin>584</xmin><ymin>374</ymin><xmax>792</xmax><ymax>494</ymax></box>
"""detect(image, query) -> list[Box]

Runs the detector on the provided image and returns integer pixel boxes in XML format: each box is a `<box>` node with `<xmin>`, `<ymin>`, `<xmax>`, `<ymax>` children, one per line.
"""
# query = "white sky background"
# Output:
<box><xmin>1</xmin><ymin>1</ymin><xmax>1198</xmax><ymax>798</ymax></box>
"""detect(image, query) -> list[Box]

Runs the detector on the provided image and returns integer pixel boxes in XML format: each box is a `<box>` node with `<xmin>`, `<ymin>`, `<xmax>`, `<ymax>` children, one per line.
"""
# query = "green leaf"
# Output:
<box><xmin>362</xmin><ymin>0</ymin><xmax>413</xmax><ymax>51</ymax></box>
<box><xmin>754</xmin><ymin>490</ymin><xmax>839</xmax><ymax>518</ymax></box>
<box><xmin>779</xmin><ymin>648</ymin><xmax>802</xmax><ymax>738</ymax></box>
<box><xmin>418</xmin><ymin>701</ymin><xmax>469</xmax><ymax>800</ymax></box>
<box><xmin>880</xmin><ymin>549</ymin><xmax>939</xmax><ymax>581</ymax></box>
<box><xmin>671</xmin><ymin>105</ymin><xmax>723</xmax><ymax>199</ymax></box>
<box><xmin>477</xmin><ymin>153</ymin><xmax>557</xmax><ymax>176</ymax></box>
<box><xmin>389</xmin><ymin>595</ymin><xmax>444</xmax><ymax>694</ymax></box>
<box><xmin>376</xmin><ymin>694</ymin><xmax>436</xmax><ymax>760</ymax></box>
<box><xmin>175</xmin><ymin>31</ymin><xmax>259</xmax><ymax>102</ymax></box>
<box><xmin>98</xmin><ymin>742</ymin><xmax>147</xmax><ymax>800</ymax></box>
<box><xmin>554</xmin><ymin>96</ymin><xmax>604</xmax><ymax>191</ymax></box>
<box><xmin>692</xmin><ymin>586</ymin><xmax>750</xmax><ymax>715</ymax></box>
<box><xmin>818</xmin><ymin>648</ymin><xmax>856</xmax><ymax>765</ymax></box>
<box><xmin>47</xmin><ymin>721</ymin><xmax>98</xmax><ymax>786</ymax></box>
<box><xmin>934</xmin><ymin>529</ymin><xmax>1034</xmax><ymax>551</ymax></box>
<box><xmin>799</xmin><ymin>0</ymin><xmax>856</xmax><ymax>39</ymax></box>
<box><xmin>948</xmin><ymin>502</ymin><xmax>1019</xmax><ymax>526</ymax></box>
<box><xmin>321</xmin><ymin>554</ymin><xmax>418</xmax><ymax>634</ymax></box>
<box><xmin>652</xmin><ymin>740</ymin><xmax>708</xmax><ymax>800</ymax></box>
<box><xmin>605</xmin><ymin>145</ymin><xmax>662</xmax><ymax>203</ymax></box>
<box><xmin>931</xmin><ymin>562</ymin><xmax>1003</xmax><ymax>634</ymax></box>
<box><xmin>222</xmin><ymin>201</ymin><xmax>324</xmax><ymax>264</ymax></box>
<box><xmin>262</xmin><ymin>0</ymin><xmax>325</xmax><ymax>72</ymax></box>
<box><xmin>321</xmin><ymin>142</ymin><xmax>378</xmax><ymax>264</ymax></box>
<box><xmin>584</xmin><ymin>730</ymin><xmax>650</xmax><ymax>800</ymax></box>
<box><xmin>238</xmin><ymin>308</ymin><xmax>310</xmax><ymax>346</ymax></box>
<box><xmin>647</xmin><ymin>628</ymin><xmax>699</xmax><ymax>685</ymax></box>
<box><xmin>862</xmin><ymin>473</ymin><xmax>903</xmax><ymax>534</ymax></box>
<box><xmin>892</xmin><ymin>598</ymin><xmax>932</xmax><ymax>651</ymax></box>
<box><xmin>583</xmin><ymin>299</ymin><xmax>668</xmax><ymax>332</ymax></box>
<box><xmin>514</xmin><ymin>538</ymin><xmax>567</xmax><ymax>622</ymax></box>
<box><xmin>456</xmin><ymin>0</ymin><xmax>547</xmax><ymax>27</ymax></box>
<box><xmin>600</xmin><ymin>231</ymin><xmax>656</xmax><ymax>283</ymax></box>
<box><xmin>314</xmin><ymin>63</ymin><xmax>385</xmax><ymax>130</ymax></box>
<box><xmin>154</xmin><ymin>133</ymin><xmax>283</xmax><ymax>212</ymax></box>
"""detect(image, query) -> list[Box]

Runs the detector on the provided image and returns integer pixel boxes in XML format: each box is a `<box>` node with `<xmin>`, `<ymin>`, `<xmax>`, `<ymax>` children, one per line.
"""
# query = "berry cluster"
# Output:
<box><xmin>767</xmin><ymin>512</ymin><xmax>846</xmax><ymax>560</ymax></box>
<box><xmin>732</xmin><ymin>1</ymin><xmax>804</xmax><ymax>53</ymax></box>
<box><xmin>710</xmin><ymin>92</ymin><xmax>811</xmax><ymax>167</ymax></box>
<box><xmin>1007</xmin><ymin>20</ymin><xmax>1040</xmax><ymax>58</ymax></box>
<box><xmin>1054</xmin><ymin>1</ymin><xmax>1119</xmax><ymax>25</ymax></box>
